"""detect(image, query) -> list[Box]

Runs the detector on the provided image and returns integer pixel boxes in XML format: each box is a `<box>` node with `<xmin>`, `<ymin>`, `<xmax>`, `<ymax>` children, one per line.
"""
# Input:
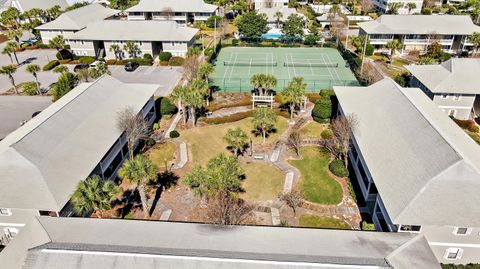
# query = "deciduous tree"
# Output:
<box><xmin>116</xmin><ymin>106</ymin><xmax>149</xmax><ymax>159</ymax></box>
<box><xmin>235</xmin><ymin>11</ymin><xmax>268</xmax><ymax>39</ymax></box>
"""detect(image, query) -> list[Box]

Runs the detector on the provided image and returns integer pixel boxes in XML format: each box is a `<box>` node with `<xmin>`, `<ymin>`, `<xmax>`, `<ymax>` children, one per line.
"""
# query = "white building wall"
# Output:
<box><xmin>433</xmin><ymin>94</ymin><xmax>476</xmax><ymax>120</ymax></box>
<box><xmin>67</xmin><ymin>40</ymin><xmax>96</xmax><ymax>56</ymax></box>
<box><xmin>373</xmin><ymin>0</ymin><xmax>423</xmax><ymax>14</ymax></box>
<box><xmin>103</xmin><ymin>40</ymin><xmax>153</xmax><ymax>59</ymax></box>
<box><xmin>254</xmin><ymin>0</ymin><xmax>289</xmax><ymax>9</ymax></box>
<box><xmin>40</xmin><ymin>30</ymin><xmax>76</xmax><ymax>43</ymax></box>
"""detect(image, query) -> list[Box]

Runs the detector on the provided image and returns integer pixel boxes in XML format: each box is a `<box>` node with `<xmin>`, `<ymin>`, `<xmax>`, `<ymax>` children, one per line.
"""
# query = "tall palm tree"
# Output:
<box><xmin>406</xmin><ymin>2</ymin><xmax>417</xmax><ymax>14</ymax></box>
<box><xmin>250</xmin><ymin>73</ymin><xmax>267</xmax><ymax>95</ymax></box>
<box><xmin>264</xmin><ymin>74</ymin><xmax>278</xmax><ymax>94</ymax></box>
<box><xmin>6</xmin><ymin>41</ymin><xmax>19</xmax><ymax>65</ymax></box>
<box><xmin>385</xmin><ymin>39</ymin><xmax>403</xmax><ymax>60</ymax></box>
<box><xmin>387</xmin><ymin>2</ymin><xmax>401</xmax><ymax>14</ymax></box>
<box><xmin>109</xmin><ymin>44</ymin><xmax>122</xmax><ymax>60</ymax></box>
<box><xmin>198</xmin><ymin>63</ymin><xmax>214</xmax><ymax>105</ymax></box>
<box><xmin>274</xmin><ymin>11</ymin><xmax>283</xmax><ymax>29</ymax></box>
<box><xmin>281</xmin><ymin>77</ymin><xmax>306</xmax><ymax>121</ymax></box>
<box><xmin>171</xmin><ymin>85</ymin><xmax>189</xmax><ymax>123</ymax></box>
<box><xmin>1</xmin><ymin>46</ymin><xmax>14</xmax><ymax>64</ymax></box>
<box><xmin>252</xmin><ymin>107</ymin><xmax>277</xmax><ymax>144</ymax></box>
<box><xmin>48</xmin><ymin>35</ymin><xmax>65</xmax><ymax>59</ymax></box>
<box><xmin>0</xmin><ymin>65</ymin><xmax>18</xmax><ymax>94</ymax></box>
<box><xmin>118</xmin><ymin>155</ymin><xmax>158</xmax><ymax>218</ymax></box>
<box><xmin>123</xmin><ymin>41</ymin><xmax>139</xmax><ymax>58</ymax></box>
<box><xmin>26</xmin><ymin>64</ymin><xmax>41</xmax><ymax>95</ymax></box>
<box><xmin>184</xmin><ymin>87</ymin><xmax>205</xmax><ymax>127</ymax></box>
<box><xmin>223</xmin><ymin>128</ymin><xmax>249</xmax><ymax>156</ymax></box>
<box><xmin>469</xmin><ymin>32</ymin><xmax>480</xmax><ymax>57</ymax></box>
<box><xmin>6</xmin><ymin>29</ymin><xmax>22</xmax><ymax>47</ymax></box>
<box><xmin>71</xmin><ymin>175</ymin><xmax>121</xmax><ymax>218</ymax></box>
<box><xmin>190</xmin><ymin>78</ymin><xmax>209</xmax><ymax>106</ymax></box>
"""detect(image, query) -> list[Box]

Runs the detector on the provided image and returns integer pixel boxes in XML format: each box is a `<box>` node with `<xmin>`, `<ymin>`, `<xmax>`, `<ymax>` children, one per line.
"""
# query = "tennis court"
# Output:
<box><xmin>211</xmin><ymin>47</ymin><xmax>359</xmax><ymax>92</ymax></box>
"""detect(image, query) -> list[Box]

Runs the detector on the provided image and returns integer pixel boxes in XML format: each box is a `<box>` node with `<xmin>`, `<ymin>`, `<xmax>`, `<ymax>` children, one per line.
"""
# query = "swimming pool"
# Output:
<box><xmin>261</xmin><ymin>33</ymin><xmax>283</xmax><ymax>39</ymax></box>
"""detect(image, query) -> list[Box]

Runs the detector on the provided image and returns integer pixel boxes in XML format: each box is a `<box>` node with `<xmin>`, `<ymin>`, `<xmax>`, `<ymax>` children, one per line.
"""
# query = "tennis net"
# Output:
<box><xmin>284</xmin><ymin>62</ymin><xmax>338</xmax><ymax>67</ymax></box>
<box><xmin>224</xmin><ymin>61</ymin><xmax>278</xmax><ymax>66</ymax></box>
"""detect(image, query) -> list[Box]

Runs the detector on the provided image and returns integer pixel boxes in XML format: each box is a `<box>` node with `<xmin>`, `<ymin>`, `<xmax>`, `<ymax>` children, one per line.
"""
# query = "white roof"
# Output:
<box><xmin>65</xmin><ymin>20</ymin><xmax>198</xmax><ymax>41</ymax></box>
<box><xmin>6</xmin><ymin>0</ymin><xmax>69</xmax><ymax>12</ymax></box>
<box><xmin>0</xmin><ymin>75</ymin><xmax>157</xmax><ymax>211</ymax></box>
<box><xmin>36</xmin><ymin>3</ymin><xmax>119</xmax><ymax>31</ymax></box>
<box><xmin>257</xmin><ymin>7</ymin><xmax>305</xmax><ymax>22</ymax></box>
<box><xmin>405</xmin><ymin>58</ymin><xmax>480</xmax><ymax>94</ymax></box>
<box><xmin>334</xmin><ymin>78</ymin><xmax>480</xmax><ymax>227</ymax></box>
<box><xmin>126</xmin><ymin>0</ymin><xmax>217</xmax><ymax>13</ymax></box>
<box><xmin>19</xmin><ymin>217</ymin><xmax>439</xmax><ymax>269</ymax></box>
<box><xmin>359</xmin><ymin>15</ymin><xmax>480</xmax><ymax>35</ymax></box>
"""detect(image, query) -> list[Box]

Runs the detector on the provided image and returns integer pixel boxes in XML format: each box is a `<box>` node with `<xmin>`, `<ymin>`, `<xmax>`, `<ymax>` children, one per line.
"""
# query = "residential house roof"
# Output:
<box><xmin>36</xmin><ymin>3</ymin><xmax>119</xmax><ymax>31</ymax></box>
<box><xmin>4</xmin><ymin>0</ymin><xmax>69</xmax><ymax>12</ymax></box>
<box><xmin>0</xmin><ymin>75</ymin><xmax>157</xmax><ymax>211</ymax></box>
<box><xmin>257</xmin><ymin>7</ymin><xmax>306</xmax><ymax>22</ymax></box>
<box><xmin>334</xmin><ymin>78</ymin><xmax>480</xmax><ymax>227</ymax></box>
<box><xmin>405</xmin><ymin>58</ymin><xmax>480</xmax><ymax>94</ymax></box>
<box><xmin>65</xmin><ymin>20</ymin><xmax>198</xmax><ymax>41</ymax></box>
<box><xmin>18</xmin><ymin>217</ymin><xmax>439</xmax><ymax>269</ymax></box>
<box><xmin>358</xmin><ymin>15</ymin><xmax>480</xmax><ymax>35</ymax></box>
<box><xmin>125</xmin><ymin>0</ymin><xmax>217</xmax><ymax>13</ymax></box>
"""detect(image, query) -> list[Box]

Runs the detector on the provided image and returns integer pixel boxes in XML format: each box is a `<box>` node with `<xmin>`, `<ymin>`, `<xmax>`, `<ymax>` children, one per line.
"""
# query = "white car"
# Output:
<box><xmin>90</xmin><ymin>60</ymin><xmax>105</xmax><ymax>68</ymax></box>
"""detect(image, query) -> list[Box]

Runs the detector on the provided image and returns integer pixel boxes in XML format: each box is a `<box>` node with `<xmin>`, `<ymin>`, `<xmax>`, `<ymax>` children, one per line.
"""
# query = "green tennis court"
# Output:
<box><xmin>211</xmin><ymin>47</ymin><xmax>359</xmax><ymax>92</ymax></box>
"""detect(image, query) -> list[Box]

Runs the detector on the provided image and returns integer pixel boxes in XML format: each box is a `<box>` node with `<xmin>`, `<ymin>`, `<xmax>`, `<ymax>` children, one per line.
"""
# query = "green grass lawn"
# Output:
<box><xmin>182</xmin><ymin>117</ymin><xmax>288</xmax><ymax>166</ymax></box>
<box><xmin>289</xmin><ymin>147</ymin><xmax>343</xmax><ymax>205</ymax></box>
<box><xmin>299</xmin><ymin>214</ymin><xmax>351</xmax><ymax>229</ymax></box>
<box><xmin>241</xmin><ymin>162</ymin><xmax>284</xmax><ymax>201</ymax></box>
<box><xmin>148</xmin><ymin>142</ymin><xmax>177</xmax><ymax>169</ymax></box>
<box><xmin>300</xmin><ymin>121</ymin><xmax>324</xmax><ymax>138</ymax></box>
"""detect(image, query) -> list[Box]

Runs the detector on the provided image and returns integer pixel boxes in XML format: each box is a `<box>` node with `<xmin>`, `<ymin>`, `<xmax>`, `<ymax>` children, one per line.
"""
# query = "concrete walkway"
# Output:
<box><xmin>164</xmin><ymin>112</ymin><xmax>183</xmax><ymax>138</ymax></box>
<box><xmin>172</xmin><ymin>141</ymin><xmax>188</xmax><ymax>169</ymax></box>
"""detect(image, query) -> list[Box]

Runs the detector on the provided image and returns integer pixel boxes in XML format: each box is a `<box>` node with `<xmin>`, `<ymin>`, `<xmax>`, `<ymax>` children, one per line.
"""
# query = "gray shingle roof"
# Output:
<box><xmin>19</xmin><ymin>217</ymin><xmax>439</xmax><ymax>269</ymax></box>
<box><xmin>36</xmin><ymin>3</ymin><xmax>119</xmax><ymax>31</ymax></box>
<box><xmin>0</xmin><ymin>75</ymin><xmax>157</xmax><ymax>211</ymax></box>
<box><xmin>257</xmin><ymin>7</ymin><xmax>305</xmax><ymax>22</ymax></box>
<box><xmin>125</xmin><ymin>0</ymin><xmax>217</xmax><ymax>13</ymax></box>
<box><xmin>65</xmin><ymin>20</ymin><xmax>198</xmax><ymax>41</ymax></box>
<box><xmin>405</xmin><ymin>58</ymin><xmax>480</xmax><ymax>94</ymax></box>
<box><xmin>7</xmin><ymin>0</ymin><xmax>69</xmax><ymax>11</ymax></box>
<box><xmin>359</xmin><ymin>15</ymin><xmax>480</xmax><ymax>35</ymax></box>
<box><xmin>334</xmin><ymin>78</ymin><xmax>480</xmax><ymax>227</ymax></box>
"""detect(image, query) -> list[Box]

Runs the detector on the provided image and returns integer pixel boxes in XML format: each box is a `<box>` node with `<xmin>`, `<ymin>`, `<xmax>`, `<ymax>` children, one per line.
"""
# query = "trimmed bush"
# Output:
<box><xmin>158</xmin><ymin>51</ymin><xmax>172</xmax><ymax>61</ymax></box>
<box><xmin>59</xmin><ymin>59</ymin><xmax>71</xmax><ymax>64</ymax></box>
<box><xmin>169</xmin><ymin>56</ymin><xmax>184</xmax><ymax>66</ymax></box>
<box><xmin>78</xmin><ymin>56</ymin><xmax>96</xmax><ymax>64</ymax></box>
<box><xmin>145</xmin><ymin>138</ymin><xmax>156</xmax><ymax>147</ymax></box>
<box><xmin>43</xmin><ymin>60</ymin><xmax>60</xmax><ymax>71</ymax></box>
<box><xmin>143</xmin><ymin>53</ymin><xmax>153</xmax><ymax>61</ymax></box>
<box><xmin>321</xmin><ymin>129</ymin><xmax>333</xmax><ymax>140</ymax></box>
<box><xmin>312</xmin><ymin>98</ymin><xmax>332</xmax><ymax>123</ymax></box>
<box><xmin>38</xmin><ymin>43</ymin><xmax>49</xmax><ymax>49</ymax></box>
<box><xmin>329</xmin><ymin>160</ymin><xmax>349</xmax><ymax>177</ymax></box>
<box><xmin>22</xmin><ymin>82</ymin><xmax>38</xmax><ymax>96</ymax></box>
<box><xmin>160</xmin><ymin>98</ymin><xmax>178</xmax><ymax>116</ymax></box>
<box><xmin>361</xmin><ymin>221</ymin><xmax>376</xmax><ymax>231</ymax></box>
<box><xmin>365</xmin><ymin>44</ymin><xmax>374</xmax><ymax>56</ymax></box>
<box><xmin>159</xmin><ymin>61</ymin><xmax>169</xmax><ymax>66</ymax></box>
<box><xmin>128</xmin><ymin>57</ymin><xmax>153</xmax><ymax>66</ymax></box>
<box><xmin>169</xmin><ymin>130</ymin><xmax>180</xmax><ymax>138</ymax></box>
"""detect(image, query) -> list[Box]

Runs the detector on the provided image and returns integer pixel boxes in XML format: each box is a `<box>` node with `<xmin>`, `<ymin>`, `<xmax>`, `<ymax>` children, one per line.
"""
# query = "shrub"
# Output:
<box><xmin>468</xmin><ymin>132</ymin><xmax>480</xmax><ymax>145</ymax></box>
<box><xmin>204</xmin><ymin>111</ymin><xmax>254</xmax><ymax>124</ymax></box>
<box><xmin>143</xmin><ymin>53</ymin><xmax>153</xmax><ymax>61</ymax></box>
<box><xmin>38</xmin><ymin>43</ymin><xmax>49</xmax><ymax>49</ymax></box>
<box><xmin>159</xmin><ymin>51</ymin><xmax>172</xmax><ymax>61</ymax></box>
<box><xmin>145</xmin><ymin>138</ymin><xmax>156</xmax><ymax>147</ymax></box>
<box><xmin>59</xmin><ymin>59</ymin><xmax>71</xmax><ymax>64</ymax></box>
<box><xmin>321</xmin><ymin>129</ymin><xmax>333</xmax><ymax>140</ymax></box>
<box><xmin>169</xmin><ymin>130</ymin><xmax>180</xmax><ymax>138</ymax></box>
<box><xmin>206</xmin><ymin>15</ymin><xmax>222</xmax><ymax>28</ymax></box>
<box><xmin>365</xmin><ymin>44</ymin><xmax>374</xmax><ymax>56</ymax></box>
<box><xmin>22</xmin><ymin>82</ymin><xmax>38</xmax><ymax>95</ymax></box>
<box><xmin>329</xmin><ymin>160</ymin><xmax>349</xmax><ymax>177</ymax></box>
<box><xmin>152</xmin><ymin>122</ymin><xmax>160</xmax><ymax>131</ymax></box>
<box><xmin>78</xmin><ymin>56</ymin><xmax>96</xmax><ymax>64</ymax></box>
<box><xmin>126</xmin><ymin>57</ymin><xmax>152</xmax><ymax>66</ymax></box>
<box><xmin>42</xmin><ymin>60</ymin><xmax>60</xmax><ymax>71</ymax></box>
<box><xmin>160</xmin><ymin>98</ymin><xmax>178</xmax><ymax>116</ymax></box>
<box><xmin>307</xmin><ymin>93</ymin><xmax>321</xmax><ymax>103</ymax></box>
<box><xmin>106</xmin><ymin>59</ymin><xmax>117</xmax><ymax>65</ymax></box>
<box><xmin>169</xmin><ymin>56</ymin><xmax>184</xmax><ymax>66</ymax></box>
<box><xmin>232</xmin><ymin>39</ymin><xmax>239</xmax><ymax>46</ymax></box>
<box><xmin>452</xmin><ymin>118</ymin><xmax>479</xmax><ymax>133</ymax></box>
<box><xmin>361</xmin><ymin>221</ymin><xmax>376</xmax><ymax>231</ymax></box>
<box><xmin>312</xmin><ymin>98</ymin><xmax>332</xmax><ymax>123</ymax></box>
<box><xmin>159</xmin><ymin>61</ymin><xmax>169</xmax><ymax>66</ymax></box>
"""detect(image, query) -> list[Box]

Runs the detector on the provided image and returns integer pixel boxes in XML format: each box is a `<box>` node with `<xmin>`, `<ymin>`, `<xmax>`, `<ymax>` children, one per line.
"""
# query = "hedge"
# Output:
<box><xmin>321</xmin><ymin>129</ymin><xmax>333</xmax><ymax>140</ymax></box>
<box><xmin>126</xmin><ymin>57</ymin><xmax>153</xmax><ymax>66</ymax></box>
<box><xmin>160</xmin><ymin>98</ymin><xmax>178</xmax><ymax>116</ymax></box>
<box><xmin>78</xmin><ymin>56</ymin><xmax>96</xmax><ymax>64</ymax></box>
<box><xmin>143</xmin><ymin>53</ymin><xmax>153</xmax><ymax>61</ymax></box>
<box><xmin>312</xmin><ymin>90</ymin><xmax>335</xmax><ymax>123</ymax></box>
<box><xmin>159</xmin><ymin>51</ymin><xmax>172</xmax><ymax>61</ymax></box>
<box><xmin>43</xmin><ymin>60</ymin><xmax>60</xmax><ymax>71</ymax></box>
<box><xmin>204</xmin><ymin>111</ymin><xmax>254</xmax><ymax>124</ymax></box>
<box><xmin>169</xmin><ymin>57</ymin><xmax>184</xmax><ymax>66</ymax></box>
<box><xmin>329</xmin><ymin>159</ymin><xmax>349</xmax><ymax>177</ymax></box>
<box><xmin>169</xmin><ymin>130</ymin><xmax>180</xmax><ymax>138</ymax></box>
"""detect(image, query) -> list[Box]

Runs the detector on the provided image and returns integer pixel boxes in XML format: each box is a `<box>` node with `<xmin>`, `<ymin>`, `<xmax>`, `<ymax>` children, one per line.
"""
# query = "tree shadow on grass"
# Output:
<box><xmin>148</xmin><ymin>171</ymin><xmax>180</xmax><ymax>216</ymax></box>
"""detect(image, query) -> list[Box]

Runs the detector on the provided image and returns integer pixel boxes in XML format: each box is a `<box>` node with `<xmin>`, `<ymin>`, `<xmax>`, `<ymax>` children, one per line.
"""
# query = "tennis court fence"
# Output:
<box><xmin>223</xmin><ymin>61</ymin><xmax>278</xmax><ymax>66</ymax></box>
<box><xmin>283</xmin><ymin>62</ymin><xmax>339</xmax><ymax>68</ymax></box>
<box><xmin>211</xmin><ymin>77</ymin><xmax>360</xmax><ymax>92</ymax></box>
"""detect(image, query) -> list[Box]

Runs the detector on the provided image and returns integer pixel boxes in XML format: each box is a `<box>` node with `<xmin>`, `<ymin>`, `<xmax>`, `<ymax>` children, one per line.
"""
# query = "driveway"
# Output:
<box><xmin>109</xmin><ymin>65</ymin><xmax>183</xmax><ymax>96</ymax></box>
<box><xmin>0</xmin><ymin>95</ymin><xmax>52</xmax><ymax>140</ymax></box>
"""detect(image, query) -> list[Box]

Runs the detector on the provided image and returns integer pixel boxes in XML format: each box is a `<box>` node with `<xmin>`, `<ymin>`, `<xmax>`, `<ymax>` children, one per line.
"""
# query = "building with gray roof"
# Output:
<box><xmin>258</xmin><ymin>7</ymin><xmax>306</xmax><ymax>30</ymax></box>
<box><xmin>2</xmin><ymin>0</ymin><xmax>68</xmax><ymax>13</ymax></box>
<box><xmin>36</xmin><ymin>3</ymin><xmax>120</xmax><ymax>43</ymax></box>
<box><xmin>406</xmin><ymin>58</ymin><xmax>480</xmax><ymax>120</ymax></box>
<box><xmin>1</xmin><ymin>217</ymin><xmax>438</xmax><ymax>269</ymax></box>
<box><xmin>334</xmin><ymin>78</ymin><xmax>480</xmax><ymax>264</ymax></box>
<box><xmin>65</xmin><ymin>20</ymin><xmax>198</xmax><ymax>58</ymax></box>
<box><xmin>358</xmin><ymin>15</ymin><xmax>480</xmax><ymax>53</ymax></box>
<box><xmin>125</xmin><ymin>0</ymin><xmax>218</xmax><ymax>24</ymax></box>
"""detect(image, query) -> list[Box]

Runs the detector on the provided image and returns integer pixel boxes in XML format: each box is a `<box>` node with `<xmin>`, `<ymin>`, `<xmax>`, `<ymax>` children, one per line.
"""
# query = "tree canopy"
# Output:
<box><xmin>235</xmin><ymin>11</ymin><xmax>268</xmax><ymax>39</ymax></box>
<box><xmin>252</xmin><ymin>107</ymin><xmax>277</xmax><ymax>144</ymax></box>
<box><xmin>282</xmin><ymin>14</ymin><xmax>305</xmax><ymax>37</ymax></box>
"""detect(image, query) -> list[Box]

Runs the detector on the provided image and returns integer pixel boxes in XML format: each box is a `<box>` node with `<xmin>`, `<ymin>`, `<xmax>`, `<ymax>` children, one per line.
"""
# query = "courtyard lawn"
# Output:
<box><xmin>181</xmin><ymin>117</ymin><xmax>289</xmax><ymax>166</ymax></box>
<box><xmin>148</xmin><ymin>142</ymin><xmax>177</xmax><ymax>168</ymax></box>
<box><xmin>241</xmin><ymin>162</ymin><xmax>284</xmax><ymax>201</ymax></box>
<box><xmin>300</xmin><ymin>121</ymin><xmax>324</xmax><ymax>138</ymax></box>
<box><xmin>289</xmin><ymin>147</ymin><xmax>343</xmax><ymax>205</ymax></box>
<box><xmin>299</xmin><ymin>214</ymin><xmax>351</xmax><ymax>229</ymax></box>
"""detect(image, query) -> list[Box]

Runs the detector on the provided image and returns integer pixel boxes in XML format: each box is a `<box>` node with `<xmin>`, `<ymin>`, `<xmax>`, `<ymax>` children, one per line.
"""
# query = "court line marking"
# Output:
<box><xmin>227</xmin><ymin>53</ymin><xmax>239</xmax><ymax>82</ymax></box>
<box><xmin>285</xmin><ymin>53</ymin><xmax>291</xmax><ymax>79</ymax></box>
<box><xmin>222</xmin><ymin>52</ymin><xmax>234</xmax><ymax>81</ymax></box>
<box><xmin>320</xmin><ymin>53</ymin><xmax>335</xmax><ymax>81</ymax></box>
<box><xmin>325</xmin><ymin>53</ymin><xmax>341</xmax><ymax>82</ymax></box>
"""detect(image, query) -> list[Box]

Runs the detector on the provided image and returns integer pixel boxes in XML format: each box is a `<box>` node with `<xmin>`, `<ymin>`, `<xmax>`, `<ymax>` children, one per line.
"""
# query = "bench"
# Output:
<box><xmin>253</xmin><ymin>155</ymin><xmax>264</xmax><ymax>160</ymax></box>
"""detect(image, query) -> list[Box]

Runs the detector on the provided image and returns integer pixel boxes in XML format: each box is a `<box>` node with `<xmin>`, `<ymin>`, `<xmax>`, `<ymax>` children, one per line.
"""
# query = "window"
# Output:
<box><xmin>441</xmin><ymin>94</ymin><xmax>448</xmax><ymax>99</ymax></box>
<box><xmin>444</xmin><ymin>248</ymin><xmax>463</xmax><ymax>260</ymax></box>
<box><xmin>0</xmin><ymin>208</ymin><xmax>11</xmax><ymax>216</ymax></box>
<box><xmin>453</xmin><ymin>94</ymin><xmax>461</xmax><ymax>101</ymax></box>
<box><xmin>399</xmin><ymin>225</ymin><xmax>422</xmax><ymax>233</ymax></box>
<box><xmin>448</xmin><ymin>109</ymin><xmax>456</xmax><ymax>117</ymax></box>
<box><xmin>453</xmin><ymin>227</ymin><xmax>471</xmax><ymax>236</ymax></box>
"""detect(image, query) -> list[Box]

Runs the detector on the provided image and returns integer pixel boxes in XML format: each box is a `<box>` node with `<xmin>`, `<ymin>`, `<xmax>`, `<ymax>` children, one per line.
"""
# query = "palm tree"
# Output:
<box><xmin>385</xmin><ymin>39</ymin><xmax>403</xmax><ymax>60</ymax></box>
<box><xmin>109</xmin><ymin>44</ymin><xmax>122</xmax><ymax>60</ymax></box>
<box><xmin>2</xmin><ymin>45</ymin><xmax>14</xmax><ymax>64</ymax></box>
<box><xmin>184</xmin><ymin>86</ymin><xmax>205</xmax><ymax>127</ymax></box>
<box><xmin>0</xmin><ymin>65</ymin><xmax>18</xmax><ymax>94</ymax></box>
<box><xmin>190</xmin><ymin>78</ymin><xmax>209</xmax><ymax>105</ymax></box>
<box><xmin>6</xmin><ymin>41</ymin><xmax>19</xmax><ymax>65</ymax></box>
<box><xmin>469</xmin><ymin>32</ymin><xmax>480</xmax><ymax>57</ymax></box>
<box><xmin>118</xmin><ymin>155</ymin><xmax>158</xmax><ymax>218</ymax></box>
<box><xmin>48</xmin><ymin>35</ymin><xmax>65</xmax><ymax>59</ymax></box>
<box><xmin>6</xmin><ymin>29</ymin><xmax>22</xmax><ymax>47</ymax></box>
<box><xmin>406</xmin><ymin>2</ymin><xmax>417</xmax><ymax>14</ymax></box>
<box><xmin>281</xmin><ymin>77</ymin><xmax>306</xmax><ymax>121</ymax></box>
<box><xmin>223</xmin><ymin>128</ymin><xmax>249</xmax><ymax>156</ymax></box>
<box><xmin>198</xmin><ymin>63</ymin><xmax>214</xmax><ymax>105</ymax></box>
<box><xmin>76</xmin><ymin>68</ymin><xmax>90</xmax><ymax>82</ymax></box>
<box><xmin>53</xmin><ymin>65</ymin><xmax>69</xmax><ymax>73</ymax></box>
<box><xmin>26</xmin><ymin>64</ymin><xmax>41</xmax><ymax>95</ymax></box>
<box><xmin>123</xmin><ymin>41</ymin><xmax>139</xmax><ymax>58</ymax></box>
<box><xmin>71</xmin><ymin>175</ymin><xmax>121</xmax><ymax>218</ymax></box>
<box><xmin>252</xmin><ymin>107</ymin><xmax>277</xmax><ymax>144</ymax></box>
<box><xmin>264</xmin><ymin>74</ymin><xmax>278</xmax><ymax>94</ymax></box>
<box><xmin>387</xmin><ymin>2</ymin><xmax>401</xmax><ymax>14</ymax></box>
<box><xmin>274</xmin><ymin>11</ymin><xmax>283</xmax><ymax>29</ymax></box>
<box><xmin>250</xmin><ymin>73</ymin><xmax>267</xmax><ymax>95</ymax></box>
<box><xmin>171</xmin><ymin>85</ymin><xmax>189</xmax><ymax>123</ymax></box>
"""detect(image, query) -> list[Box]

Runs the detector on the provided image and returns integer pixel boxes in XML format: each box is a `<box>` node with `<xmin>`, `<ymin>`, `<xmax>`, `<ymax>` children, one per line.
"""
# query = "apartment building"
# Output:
<box><xmin>0</xmin><ymin>76</ymin><xmax>157</xmax><ymax>251</ymax></box>
<box><xmin>373</xmin><ymin>0</ymin><xmax>423</xmax><ymax>14</ymax></box>
<box><xmin>254</xmin><ymin>0</ymin><xmax>289</xmax><ymax>9</ymax></box>
<box><xmin>406</xmin><ymin>58</ymin><xmax>480</xmax><ymax>120</ymax></box>
<box><xmin>65</xmin><ymin>20</ymin><xmax>198</xmax><ymax>58</ymax></box>
<box><xmin>334</xmin><ymin>78</ymin><xmax>480</xmax><ymax>264</ymax></box>
<box><xmin>258</xmin><ymin>7</ymin><xmax>306</xmax><ymax>30</ymax></box>
<box><xmin>125</xmin><ymin>0</ymin><xmax>218</xmax><ymax>24</ymax></box>
<box><xmin>358</xmin><ymin>15</ymin><xmax>480</xmax><ymax>53</ymax></box>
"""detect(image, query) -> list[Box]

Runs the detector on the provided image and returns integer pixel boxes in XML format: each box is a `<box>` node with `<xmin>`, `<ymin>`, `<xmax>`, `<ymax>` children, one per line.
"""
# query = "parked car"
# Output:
<box><xmin>73</xmin><ymin>64</ymin><xmax>89</xmax><ymax>72</ymax></box>
<box><xmin>124</xmin><ymin>61</ymin><xmax>139</xmax><ymax>72</ymax></box>
<box><xmin>21</xmin><ymin>38</ymin><xmax>38</xmax><ymax>46</ymax></box>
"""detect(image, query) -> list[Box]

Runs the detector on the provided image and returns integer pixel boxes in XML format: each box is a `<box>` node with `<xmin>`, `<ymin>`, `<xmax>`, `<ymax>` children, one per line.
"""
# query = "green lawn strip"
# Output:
<box><xmin>241</xmin><ymin>162</ymin><xmax>284</xmax><ymax>201</ymax></box>
<box><xmin>299</xmin><ymin>214</ymin><xmax>351</xmax><ymax>229</ymax></box>
<box><xmin>300</xmin><ymin>121</ymin><xmax>323</xmax><ymax>138</ymax></box>
<box><xmin>289</xmin><ymin>147</ymin><xmax>343</xmax><ymax>205</ymax></box>
<box><xmin>148</xmin><ymin>142</ymin><xmax>177</xmax><ymax>168</ymax></box>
